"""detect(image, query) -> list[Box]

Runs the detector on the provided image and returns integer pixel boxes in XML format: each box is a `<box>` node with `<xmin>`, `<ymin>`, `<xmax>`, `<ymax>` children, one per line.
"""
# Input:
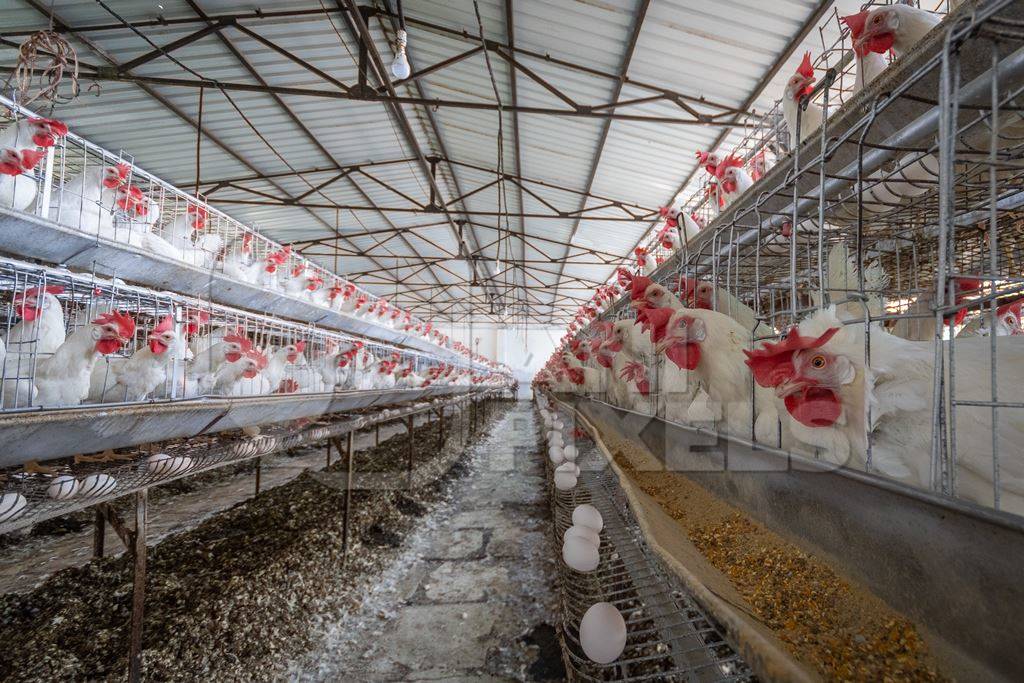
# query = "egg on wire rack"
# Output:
<box><xmin>580</xmin><ymin>602</ymin><xmax>627</xmax><ymax>664</ymax></box>
<box><xmin>564</xmin><ymin>524</ymin><xmax>600</xmax><ymax>547</ymax></box>
<box><xmin>573</xmin><ymin>504</ymin><xmax>604</xmax><ymax>533</ymax></box>
<box><xmin>555</xmin><ymin>461</ymin><xmax>580</xmax><ymax>477</ymax></box>
<box><xmin>147</xmin><ymin>453</ymin><xmax>194</xmax><ymax>477</ymax></box>
<box><xmin>79</xmin><ymin>474</ymin><xmax>117</xmax><ymax>498</ymax></box>
<box><xmin>562</xmin><ymin>444</ymin><xmax>578</xmax><ymax>462</ymax></box>
<box><xmin>0</xmin><ymin>492</ymin><xmax>27</xmax><ymax>524</ymax></box>
<box><xmin>47</xmin><ymin>475</ymin><xmax>81</xmax><ymax>500</ymax></box>
<box><xmin>548</xmin><ymin>446</ymin><xmax>565</xmax><ymax>466</ymax></box>
<box><xmin>553</xmin><ymin>470</ymin><xmax>577</xmax><ymax>491</ymax></box>
<box><xmin>562</xmin><ymin>534</ymin><xmax>599</xmax><ymax>572</ymax></box>
<box><xmin>547</xmin><ymin>431</ymin><xmax>563</xmax><ymax>447</ymax></box>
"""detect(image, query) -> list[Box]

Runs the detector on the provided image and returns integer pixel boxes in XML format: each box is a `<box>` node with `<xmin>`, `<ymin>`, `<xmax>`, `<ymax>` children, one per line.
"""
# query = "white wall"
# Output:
<box><xmin>445</xmin><ymin>322</ymin><xmax>561</xmax><ymax>398</ymax></box>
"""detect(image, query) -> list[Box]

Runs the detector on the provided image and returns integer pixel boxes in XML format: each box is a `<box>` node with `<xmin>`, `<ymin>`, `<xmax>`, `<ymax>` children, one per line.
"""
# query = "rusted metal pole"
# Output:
<box><xmin>326</xmin><ymin>439</ymin><xmax>332</xmax><ymax>469</ymax></box>
<box><xmin>375</xmin><ymin>423</ymin><xmax>380</xmax><ymax>446</ymax></box>
<box><xmin>342</xmin><ymin>430</ymin><xmax>355</xmax><ymax>565</ymax></box>
<box><xmin>254</xmin><ymin>457</ymin><xmax>262</xmax><ymax>495</ymax></box>
<box><xmin>93</xmin><ymin>508</ymin><xmax>106</xmax><ymax>559</ymax></box>
<box><xmin>128</xmin><ymin>489</ymin><xmax>148</xmax><ymax>683</ymax></box>
<box><xmin>406</xmin><ymin>415</ymin><xmax>415</xmax><ymax>489</ymax></box>
<box><xmin>438</xmin><ymin>406</ymin><xmax>445</xmax><ymax>448</ymax></box>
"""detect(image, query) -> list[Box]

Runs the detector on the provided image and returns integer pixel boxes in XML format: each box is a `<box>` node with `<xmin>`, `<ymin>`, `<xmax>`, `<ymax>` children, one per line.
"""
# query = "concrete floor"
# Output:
<box><xmin>289</xmin><ymin>401</ymin><xmax>563</xmax><ymax>682</ymax></box>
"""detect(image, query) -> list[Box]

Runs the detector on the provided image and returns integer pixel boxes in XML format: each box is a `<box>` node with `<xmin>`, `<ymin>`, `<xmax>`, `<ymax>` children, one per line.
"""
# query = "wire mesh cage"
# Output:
<box><xmin>0</xmin><ymin>95</ymin><xmax>447</xmax><ymax>347</ymax></box>
<box><xmin>0</xmin><ymin>255</ymin><xmax>487</xmax><ymax>415</ymax></box>
<box><xmin>560</xmin><ymin>0</ymin><xmax>1024</xmax><ymax>518</ymax></box>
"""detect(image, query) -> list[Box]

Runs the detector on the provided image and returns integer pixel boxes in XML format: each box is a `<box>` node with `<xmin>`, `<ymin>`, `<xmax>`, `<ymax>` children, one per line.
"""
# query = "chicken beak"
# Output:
<box><xmin>775</xmin><ymin>376</ymin><xmax>807</xmax><ymax>399</ymax></box>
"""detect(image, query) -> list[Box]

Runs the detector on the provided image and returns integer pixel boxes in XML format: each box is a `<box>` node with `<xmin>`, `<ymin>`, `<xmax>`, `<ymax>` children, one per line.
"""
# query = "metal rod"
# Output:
<box><xmin>342</xmin><ymin>431</ymin><xmax>355</xmax><ymax>565</ymax></box>
<box><xmin>128</xmin><ymin>489</ymin><xmax>148</xmax><ymax>683</ymax></box>
<box><xmin>254</xmin><ymin>456</ymin><xmax>262</xmax><ymax>495</ymax></box>
<box><xmin>406</xmin><ymin>415</ymin><xmax>415</xmax><ymax>489</ymax></box>
<box><xmin>92</xmin><ymin>508</ymin><xmax>106</xmax><ymax>559</ymax></box>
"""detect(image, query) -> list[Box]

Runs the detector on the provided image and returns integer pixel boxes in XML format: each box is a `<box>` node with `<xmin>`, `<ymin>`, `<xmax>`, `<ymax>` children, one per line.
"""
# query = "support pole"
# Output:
<box><xmin>326</xmin><ymin>438</ymin><xmax>332</xmax><ymax>469</ymax></box>
<box><xmin>342</xmin><ymin>430</ymin><xmax>355</xmax><ymax>565</ymax></box>
<box><xmin>406</xmin><ymin>415</ymin><xmax>415</xmax><ymax>489</ymax></box>
<box><xmin>438</xmin><ymin>406</ymin><xmax>445</xmax><ymax>449</ymax></box>
<box><xmin>92</xmin><ymin>508</ymin><xmax>106</xmax><ymax>559</ymax></box>
<box><xmin>254</xmin><ymin>457</ymin><xmax>262</xmax><ymax>495</ymax></box>
<box><xmin>375</xmin><ymin>423</ymin><xmax>380</xmax><ymax>446</ymax></box>
<box><xmin>128</xmin><ymin>489</ymin><xmax>148</xmax><ymax>683</ymax></box>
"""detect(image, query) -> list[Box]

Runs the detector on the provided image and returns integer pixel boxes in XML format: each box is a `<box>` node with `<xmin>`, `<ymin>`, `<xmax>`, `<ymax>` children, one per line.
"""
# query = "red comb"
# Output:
<box><xmin>30</xmin><ymin>117</ymin><xmax>68</xmax><ymax>136</ymax></box>
<box><xmin>115</xmin><ymin>163</ymin><xmax>131</xmax><ymax>180</ymax></box>
<box><xmin>629</xmin><ymin>275</ymin><xmax>653</xmax><ymax>301</ymax></box>
<box><xmin>715</xmin><ymin>155</ymin><xmax>744</xmax><ymax>178</ymax></box>
<box><xmin>743</xmin><ymin>327</ymin><xmax>839</xmax><ymax>388</ymax></box>
<box><xmin>294</xmin><ymin>340</ymin><xmax>306</xmax><ymax>352</ymax></box>
<box><xmin>92</xmin><ymin>311</ymin><xmax>136</xmax><ymax>339</ymax></box>
<box><xmin>841</xmin><ymin>11</ymin><xmax>868</xmax><ymax>38</ymax></box>
<box><xmin>152</xmin><ymin>314</ymin><xmax>174</xmax><ymax>334</ymax></box>
<box><xmin>797</xmin><ymin>52</ymin><xmax>815</xmax><ymax>79</ymax></box>
<box><xmin>224</xmin><ymin>333</ymin><xmax>253</xmax><ymax>351</ymax></box>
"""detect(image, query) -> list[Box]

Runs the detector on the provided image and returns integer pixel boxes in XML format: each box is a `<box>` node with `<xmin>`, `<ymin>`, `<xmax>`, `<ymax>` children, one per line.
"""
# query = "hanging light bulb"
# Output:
<box><xmin>391</xmin><ymin>29</ymin><xmax>411</xmax><ymax>80</ymax></box>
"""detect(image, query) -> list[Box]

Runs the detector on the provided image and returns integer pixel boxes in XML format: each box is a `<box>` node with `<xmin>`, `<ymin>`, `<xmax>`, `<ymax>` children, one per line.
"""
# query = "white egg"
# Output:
<box><xmin>548</xmin><ymin>446</ymin><xmax>565</xmax><ymax>465</ymax></box>
<box><xmin>149</xmin><ymin>453</ymin><xmax>194</xmax><ymax>476</ymax></box>
<box><xmin>0</xmin><ymin>492</ymin><xmax>27</xmax><ymax>524</ymax></box>
<box><xmin>553</xmin><ymin>420</ymin><xmax>564</xmax><ymax>430</ymax></box>
<box><xmin>563</xmin><ymin>524</ymin><xmax>600</xmax><ymax>547</ymax></box>
<box><xmin>547</xmin><ymin>431</ymin><xmax>563</xmax><ymax>446</ymax></box>
<box><xmin>580</xmin><ymin>602</ymin><xmax>627</xmax><ymax>664</ymax></box>
<box><xmin>79</xmin><ymin>474</ymin><xmax>117</xmax><ymax>498</ymax></box>
<box><xmin>562</xmin><ymin>444</ymin><xmax>578</xmax><ymax>461</ymax></box>
<box><xmin>573</xmin><ymin>504</ymin><xmax>604</xmax><ymax>533</ymax></box>
<box><xmin>562</xmin><ymin>534</ymin><xmax>599</xmax><ymax>571</ymax></box>
<box><xmin>242</xmin><ymin>424</ymin><xmax>261</xmax><ymax>437</ymax></box>
<box><xmin>47</xmin><ymin>475</ymin><xmax>80</xmax><ymax>500</ymax></box>
<box><xmin>553</xmin><ymin>470</ymin><xmax>577</xmax><ymax>491</ymax></box>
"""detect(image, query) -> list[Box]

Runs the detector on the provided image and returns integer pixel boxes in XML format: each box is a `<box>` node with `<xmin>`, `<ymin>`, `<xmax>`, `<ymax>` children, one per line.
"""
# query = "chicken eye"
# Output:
<box><xmin>811</xmin><ymin>355</ymin><xmax>826</xmax><ymax>369</ymax></box>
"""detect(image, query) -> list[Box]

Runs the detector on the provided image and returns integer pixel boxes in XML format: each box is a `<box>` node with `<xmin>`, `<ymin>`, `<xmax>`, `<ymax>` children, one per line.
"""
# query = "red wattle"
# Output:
<box><xmin>225</xmin><ymin>352</ymin><xmax>242</xmax><ymax>362</ymax></box>
<box><xmin>864</xmin><ymin>33</ymin><xmax>895</xmax><ymax>55</ymax></box>
<box><xmin>664</xmin><ymin>342</ymin><xmax>701</xmax><ymax>371</ymax></box>
<box><xmin>96</xmin><ymin>339</ymin><xmax>122</xmax><ymax>355</ymax></box>
<box><xmin>784</xmin><ymin>387</ymin><xmax>841</xmax><ymax>427</ymax></box>
<box><xmin>149</xmin><ymin>339</ymin><xmax>168</xmax><ymax>354</ymax></box>
<box><xmin>17</xmin><ymin>305</ymin><xmax>37</xmax><ymax>322</ymax></box>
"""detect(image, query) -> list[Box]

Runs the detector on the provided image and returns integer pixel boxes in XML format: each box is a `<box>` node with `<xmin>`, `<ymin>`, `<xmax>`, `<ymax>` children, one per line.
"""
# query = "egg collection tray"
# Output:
<box><xmin>541</xmin><ymin>400</ymin><xmax>752</xmax><ymax>682</ymax></box>
<box><xmin>0</xmin><ymin>390</ymin><xmax>498</xmax><ymax>536</ymax></box>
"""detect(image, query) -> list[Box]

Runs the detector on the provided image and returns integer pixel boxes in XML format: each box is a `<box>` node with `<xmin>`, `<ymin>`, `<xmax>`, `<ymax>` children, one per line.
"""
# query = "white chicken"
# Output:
<box><xmin>213</xmin><ymin>348</ymin><xmax>268</xmax><ymax>396</ymax></box>
<box><xmin>634</xmin><ymin>247</ymin><xmax>657</xmax><ymax>276</ymax></box>
<box><xmin>0</xmin><ymin>117</ymin><xmax>66</xmax><ymax>151</ymax></box>
<box><xmin>782</xmin><ymin>52</ymin><xmax>824</xmax><ymax>147</ymax></box>
<box><xmin>2</xmin><ymin>284</ymin><xmax>66</xmax><ymax>408</ymax></box>
<box><xmin>598</xmin><ymin>318</ymin><xmax>654</xmax><ymax>413</ymax></box>
<box><xmin>853</xmin><ymin>4</ymin><xmax>941</xmax><ymax>61</ymax></box>
<box><xmin>715</xmin><ymin>156</ymin><xmax>754</xmax><ymax>207</ymax></box>
<box><xmin>189</xmin><ymin>330</ymin><xmax>252</xmax><ymax>394</ymax></box>
<box><xmin>262</xmin><ymin>341</ymin><xmax>305</xmax><ymax>394</ymax></box>
<box><xmin>53</xmin><ymin>163</ymin><xmax>131</xmax><ymax>237</ymax></box>
<box><xmin>841</xmin><ymin>11</ymin><xmax>889</xmax><ymax>96</ymax></box>
<box><xmin>656</xmin><ymin>207</ymin><xmax>701</xmax><ymax>250</ymax></box>
<box><xmin>0</xmin><ymin>147</ymin><xmax>46</xmax><ymax>211</ymax></box>
<box><xmin>746</xmin><ymin>307</ymin><xmax>1024</xmax><ymax>515</ymax></box>
<box><xmin>35</xmin><ymin>311</ymin><xmax>135</xmax><ymax>406</ymax></box>
<box><xmin>222</xmin><ymin>233</ymin><xmax>261</xmax><ymax>284</ymax></box>
<box><xmin>88</xmin><ymin>314</ymin><xmax>184</xmax><ymax>402</ymax></box>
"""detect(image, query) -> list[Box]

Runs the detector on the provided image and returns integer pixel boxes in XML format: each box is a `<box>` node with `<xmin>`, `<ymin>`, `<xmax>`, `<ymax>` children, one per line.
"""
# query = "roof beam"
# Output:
<box><xmin>547</xmin><ymin>0</ymin><xmax>650</xmax><ymax>321</ymax></box>
<box><xmin>4</xmin><ymin>68</ymin><xmax>754</xmax><ymax>126</ymax></box>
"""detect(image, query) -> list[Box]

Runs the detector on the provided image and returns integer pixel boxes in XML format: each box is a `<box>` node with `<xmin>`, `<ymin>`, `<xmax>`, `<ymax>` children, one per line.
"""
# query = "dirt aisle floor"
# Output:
<box><xmin>288</xmin><ymin>401</ymin><xmax>564</xmax><ymax>682</ymax></box>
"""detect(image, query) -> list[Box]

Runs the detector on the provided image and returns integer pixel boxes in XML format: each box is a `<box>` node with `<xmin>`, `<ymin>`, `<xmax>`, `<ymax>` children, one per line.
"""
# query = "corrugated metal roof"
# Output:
<box><xmin>0</xmin><ymin>0</ymin><xmax>858</xmax><ymax>324</ymax></box>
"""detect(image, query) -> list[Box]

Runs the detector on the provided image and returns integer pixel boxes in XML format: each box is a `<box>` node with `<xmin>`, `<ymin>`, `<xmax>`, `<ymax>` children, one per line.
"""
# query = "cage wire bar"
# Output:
<box><xmin>0</xmin><ymin>95</ymin><xmax>456</xmax><ymax>351</ymax></box>
<box><xmin>0</xmin><ymin>390</ymin><xmax>492</xmax><ymax>536</ymax></box>
<box><xmin>542</xmin><ymin>403</ymin><xmax>752</xmax><ymax>682</ymax></box>
<box><xmin>566</xmin><ymin>0</ymin><xmax>1024</xmax><ymax>517</ymax></box>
